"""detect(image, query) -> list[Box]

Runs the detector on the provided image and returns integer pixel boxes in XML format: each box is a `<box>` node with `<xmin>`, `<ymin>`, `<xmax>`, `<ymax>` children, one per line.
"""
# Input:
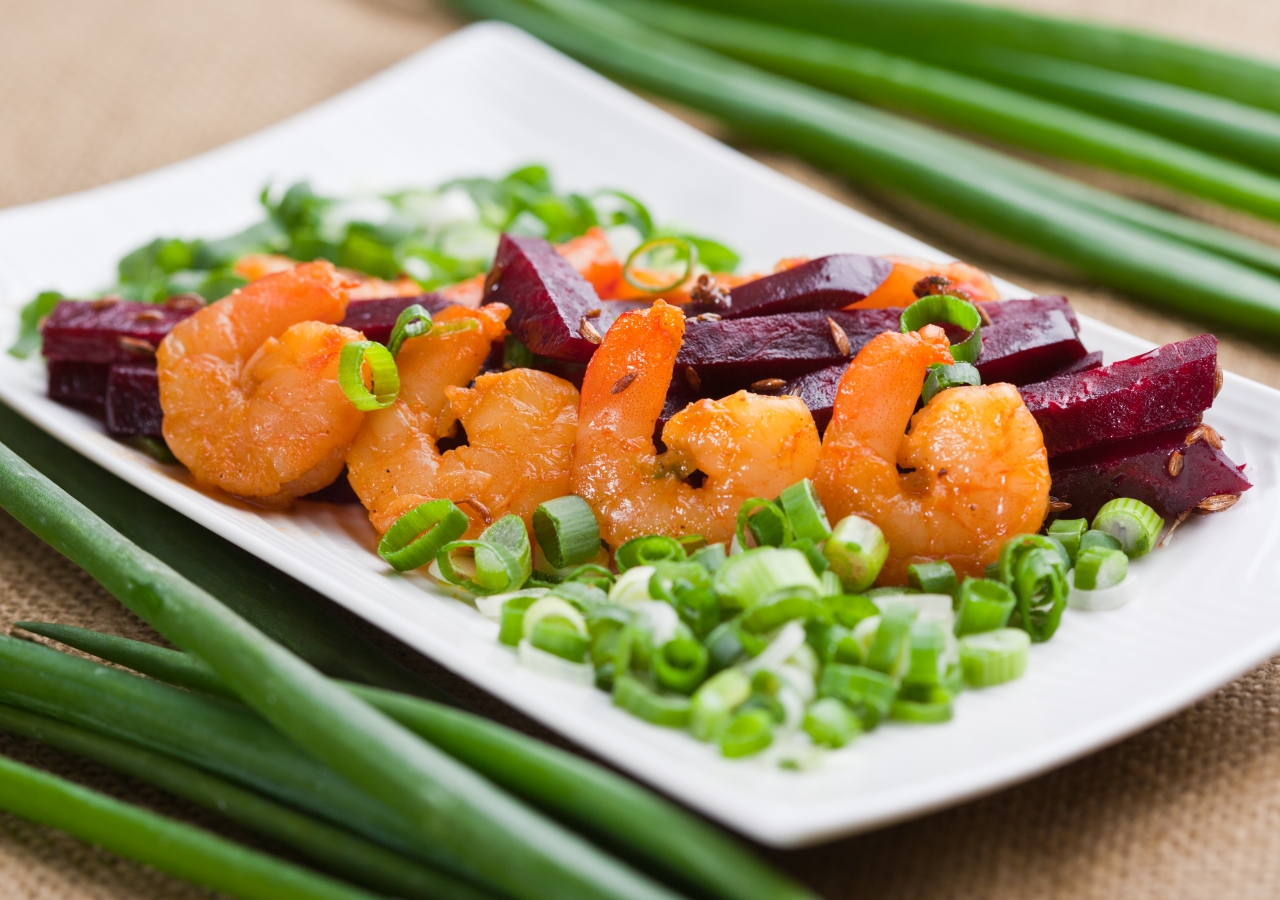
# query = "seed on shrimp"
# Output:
<box><xmin>612</xmin><ymin>372</ymin><xmax>637</xmax><ymax>394</ymax></box>
<box><xmin>827</xmin><ymin>317</ymin><xmax>852</xmax><ymax>357</ymax></box>
<box><xmin>750</xmin><ymin>378</ymin><xmax>786</xmax><ymax>394</ymax></box>
<box><xmin>580</xmin><ymin>317</ymin><xmax>603</xmax><ymax>345</ymax></box>
<box><xmin>1167</xmin><ymin>450</ymin><xmax>1185</xmax><ymax>477</ymax></box>
<box><xmin>457</xmin><ymin>496</ymin><xmax>494</xmax><ymax>524</ymax></box>
<box><xmin>118</xmin><ymin>336</ymin><xmax>157</xmax><ymax>357</ymax></box>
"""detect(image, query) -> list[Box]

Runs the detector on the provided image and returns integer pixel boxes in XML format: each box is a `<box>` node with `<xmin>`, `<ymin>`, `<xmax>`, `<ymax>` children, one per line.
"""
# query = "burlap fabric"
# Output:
<box><xmin>2</xmin><ymin>0</ymin><xmax>1279</xmax><ymax>896</ymax></box>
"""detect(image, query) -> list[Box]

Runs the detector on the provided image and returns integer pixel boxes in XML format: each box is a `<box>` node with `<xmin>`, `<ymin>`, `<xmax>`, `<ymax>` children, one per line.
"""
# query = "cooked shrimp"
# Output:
<box><xmin>858</xmin><ymin>256</ymin><xmax>1000</xmax><ymax>308</ymax></box>
<box><xmin>572</xmin><ymin>300</ymin><xmax>821</xmax><ymax>548</ymax></box>
<box><xmin>157</xmin><ymin>261</ymin><xmax>364</xmax><ymax>507</ymax></box>
<box><xmin>814</xmin><ymin>326</ymin><xmax>1050</xmax><ymax>584</ymax></box>
<box><xmin>346</xmin><ymin>305</ymin><xmax>579</xmax><ymax>537</ymax></box>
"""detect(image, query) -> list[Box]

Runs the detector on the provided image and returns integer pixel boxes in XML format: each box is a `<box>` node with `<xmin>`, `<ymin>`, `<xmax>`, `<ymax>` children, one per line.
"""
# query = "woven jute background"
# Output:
<box><xmin>2</xmin><ymin>0</ymin><xmax>1279</xmax><ymax>897</ymax></box>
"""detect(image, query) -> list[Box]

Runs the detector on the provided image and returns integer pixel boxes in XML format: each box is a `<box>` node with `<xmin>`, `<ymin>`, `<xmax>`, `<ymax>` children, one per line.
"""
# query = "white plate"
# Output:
<box><xmin>0</xmin><ymin>23</ymin><xmax>1276</xmax><ymax>848</ymax></box>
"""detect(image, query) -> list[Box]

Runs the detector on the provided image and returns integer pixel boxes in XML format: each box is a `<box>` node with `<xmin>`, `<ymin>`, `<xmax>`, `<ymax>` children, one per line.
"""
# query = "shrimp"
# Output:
<box><xmin>814</xmin><ymin>326</ymin><xmax>1050</xmax><ymax>584</ymax></box>
<box><xmin>858</xmin><ymin>256</ymin><xmax>1000</xmax><ymax>308</ymax></box>
<box><xmin>572</xmin><ymin>300</ymin><xmax>821</xmax><ymax>548</ymax></box>
<box><xmin>345</xmin><ymin>304</ymin><xmax>580</xmax><ymax>537</ymax></box>
<box><xmin>157</xmin><ymin>261</ymin><xmax>365</xmax><ymax>507</ymax></box>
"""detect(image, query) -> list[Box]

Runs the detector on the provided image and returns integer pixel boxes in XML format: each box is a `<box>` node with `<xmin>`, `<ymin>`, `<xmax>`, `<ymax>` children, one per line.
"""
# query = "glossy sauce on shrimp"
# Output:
<box><xmin>815</xmin><ymin>326</ymin><xmax>1050</xmax><ymax>583</ymax></box>
<box><xmin>572</xmin><ymin>300</ymin><xmax>821</xmax><ymax>548</ymax></box>
<box><xmin>157</xmin><ymin>261</ymin><xmax>364</xmax><ymax>507</ymax></box>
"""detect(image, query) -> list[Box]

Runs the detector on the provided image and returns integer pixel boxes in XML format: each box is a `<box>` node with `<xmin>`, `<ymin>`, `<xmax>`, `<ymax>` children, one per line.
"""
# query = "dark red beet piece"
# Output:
<box><xmin>104</xmin><ymin>363</ymin><xmax>163</xmax><ymax>437</ymax></box>
<box><xmin>1049</xmin><ymin>424</ymin><xmax>1250</xmax><ymax>521</ymax></box>
<box><xmin>974</xmin><ymin>296</ymin><xmax>1086</xmax><ymax>386</ymax></box>
<box><xmin>1033</xmin><ymin>350</ymin><xmax>1103</xmax><ymax>383</ymax></box>
<box><xmin>708</xmin><ymin>255</ymin><xmax>892</xmax><ymax>319</ymax></box>
<box><xmin>41</xmin><ymin>299</ymin><xmax>196</xmax><ymax>363</ymax></box>
<box><xmin>482</xmin><ymin>234</ymin><xmax>603</xmax><ymax>362</ymax></box>
<box><xmin>47</xmin><ymin>360</ymin><xmax>110</xmax><ymax>412</ymax></box>
<box><xmin>1021</xmin><ymin>335</ymin><xmax>1218</xmax><ymax>456</ymax></box>
<box><xmin>339</xmin><ymin>294</ymin><xmax>450</xmax><ymax>345</ymax></box>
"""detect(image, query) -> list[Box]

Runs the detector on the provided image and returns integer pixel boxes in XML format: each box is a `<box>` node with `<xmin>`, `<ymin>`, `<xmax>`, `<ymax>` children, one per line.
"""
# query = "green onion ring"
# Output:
<box><xmin>338</xmin><ymin>340</ymin><xmax>400</xmax><ymax>411</ymax></box>
<box><xmin>386</xmin><ymin>303</ymin><xmax>433</xmax><ymax>357</ymax></box>
<box><xmin>622</xmin><ymin>236</ymin><xmax>698</xmax><ymax>294</ymax></box>
<box><xmin>921</xmin><ymin>362</ymin><xmax>981</xmax><ymax>404</ymax></box>
<box><xmin>719</xmin><ymin>708</ymin><xmax>775</xmax><ymax>758</ymax></box>
<box><xmin>899</xmin><ymin>294</ymin><xmax>984</xmax><ymax>364</ymax></box>
<box><xmin>614</xmin><ymin>534</ymin><xmax>686</xmax><ymax>572</ymax></box>
<box><xmin>532</xmin><ymin>495</ymin><xmax>601</xmax><ymax>570</ymax></box>
<box><xmin>437</xmin><ymin>539</ymin><xmax>526</xmax><ymax>595</ymax></box>
<box><xmin>777</xmin><ymin>479</ymin><xmax>831</xmax><ymax>543</ymax></box>
<box><xmin>377</xmin><ymin>498</ymin><xmax>468</xmax><ymax>571</ymax></box>
<box><xmin>612</xmin><ymin>675</ymin><xmax>692</xmax><ymax>728</ymax></box>
<box><xmin>653</xmin><ymin>636</ymin><xmax>710</xmax><ymax>695</ymax></box>
<box><xmin>735</xmin><ymin>498</ymin><xmax>792</xmax><ymax>550</ymax></box>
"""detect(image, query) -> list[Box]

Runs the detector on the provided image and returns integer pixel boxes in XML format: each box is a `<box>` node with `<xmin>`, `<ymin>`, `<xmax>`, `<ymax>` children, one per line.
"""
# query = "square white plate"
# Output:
<box><xmin>0</xmin><ymin>23</ymin><xmax>1277</xmax><ymax>848</ymax></box>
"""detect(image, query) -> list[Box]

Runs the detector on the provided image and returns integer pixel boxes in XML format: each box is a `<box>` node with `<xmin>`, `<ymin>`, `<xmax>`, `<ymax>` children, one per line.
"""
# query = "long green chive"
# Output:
<box><xmin>1073</xmin><ymin>547</ymin><xmax>1129</xmax><ymax>591</ymax></box>
<box><xmin>1047</xmin><ymin>518</ymin><xmax>1089</xmax><ymax>564</ymax></box>
<box><xmin>802</xmin><ymin>697</ymin><xmax>861</xmax><ymax>748</ymax></box>
<box><xmin>623</xmin><ymin>236</ymin><xmax>697</xmax><ymax>293</ymax></box>
<box><xmin>612</xmin><ymin>675</ymin><xmax>694</xmax><ymax>726</ymax></box>
<box><xmin>533</xmin><ymin>495</ymin><xmax>602</xmax><ymax>569</ymax></box>
<box><xmin>740</xmin><ymin>587</ymin><xmax>829</xmax><ymax>634</ymax></box>
<box><xmin>735</xmin><ymin>498</ymin><xmax>792</xmax><ymax>549</ymax></box>
<box><xmin>615</xmin><ymin>534</ymin><xmax>686</xmax><ymax>571</ymax></box>
<box><xmin>1092</xmin><ymin>498</ymin><xmax>1165</xmax><ymax>558</ymax></box>
<box><xmin>823</xmin><ymin>515</ymin><xmax>889</xmax><ymax>593</ymax></box>
<box><xmin>713</xmin><ymin>547</ymin><xmax>823</xmax><ymax>611</ymax></box>
<box><xmin>817</xmin><ymin>664</ymin><xmax>897</xmax><ymax>729</ymax></box>
<box><xmin>907</xmin><ymin>560</ymin><xmax>959</xmax><ymax>598</ymax></box>
<box><xmin>719</xmin><ymin>708</ymin><xmax>774</xmax><ymax>758</ymax></box>
<box><xmin>438</xmin><ymin>515</ymin><xmax>533</xmax><ymax>595</ymax></box>
<box><xmin>959</xmin><ymin>628</ymin><xmax>1030</xmax><ymax>687</ymax></box>
<box><xmin>921</xmin><ymin>362</ymin><xmax>981</xmax><ymax>405</ymax></box>
<box><xmin>378</xmin><ymin>499</ymin><xmax>470</xmax><ymax>572</ymax></box>
<box><xmin>899</xmin><ymin>294</ymin><xmax>983</xmax><ymax>364</ymax></box>
<box><xmin>653</xmin><ymin>636</ymin><xmax>710</xmax><ymax>694</ymax></box>
<box><xmin>338</xmin><ymin>340</ymin><xmax>400</xmax><ymax>411</ymax></box>
<box><xmin>386</xmin><ymin>303</ymin><xmax>434</xmax><ymax>357</ymax></box>
<box><xmin>777</xmin><ymin>479</ymin><xmax>831</xmax><ymax>542</ymax></box>
<box><xmin>953</xmin><ymin>578</ymin><xmax>1017</xmax><ymax>636</ymax></box>
<box><xmin>690</xmin><ymin>668</ymin><xmax>752</xmax><ymax>740</ymax></box>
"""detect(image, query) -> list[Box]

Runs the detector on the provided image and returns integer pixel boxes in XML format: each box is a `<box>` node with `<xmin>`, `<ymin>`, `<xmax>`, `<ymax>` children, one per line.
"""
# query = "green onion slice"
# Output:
<box><xmin>778</xmin><ymin>479</ymin><xmax>832</xmax><ymax>542</ymax></box>
<box><xmin>740</xmin><ymin>587</ymin><xmax>829</xmax><ymax>635</ymax></box>
<box><xmin>825</xmin><ymin>593</ymin><xmax>880</xmax><ymax>629</ymax></box>
<box><xmin>654</xmin><ymin>636</ymin><xmax>710</xmax><ymax>695</ymax></box>
<box><xmin>437</xmin><ymin>514</ymin><xmax>532</xmax><ymax>596</ymax></box>
<box><xmin>890</xmin><ymin>697</ymin><xmax>954</xmax><ymax>724</ymax></box>
<box><xmin>1047</xmin><ymin>517</ymin><xmax>1089</xmax><ymax>564</ymax></box>
<box><xmin>959</xmin><ymin>628</ymin><xmax>1030</xmax><ymax>687</ymax></box>
<box><xmin>1073</xmin><ymin>546</ymin><xmax>1129</xmax><ymax>591</ymax></box>
<box><xmin>921</xmin><ymin>362</ymin><xmax>981</xmax><ymax>404</ymax></box>
<box><xmin>607</xmin><ymin>565</ymin><xmax>657</xmax><ymax>606</ymax></box>
<box><xmin>713</xmin><ymin>547</ymin><xmax>822</xmax><ymax>612</ymax></box>
<box><xmin>386</xmin><ymin>303</ymin><xmax>433</xmax><ymax>357</ymax></box>
<box><xmin>803</xmin><ymin>697</ymin><xmax>862</xmax><ymax>749</ymax></box>
<box><xmin>1010</xmin><ymin>546</ymin><xmax>1069</xmax><ymax>642</ymax></box>
<box><xmin>907</xmin><ymin>560</ymin><xmax>959</xmax><ymax>597</ymax></box>
<box><xmin>735</xmin><ymin>498</ymin><xmax>792</xmax><ymax>549</ymax></box>
<box><xmin>954</xmin><ymin>578</ymin><xmax>1017</xmax><ymax>636</ymax></box>
<box><xmin>864</xmin><ymin>604</ymin><xmax>917</xmax><ymax>677</ymax></box>
<box><xmin>823</xmin><ymin>515</ymin><xmax>889</xmax><ymax>594</ymax></box>
<box><xmin>615</xmin><ymin>534</ymin><xmax>686</xmax><ymax>571</ymax></box>
<box><xmin>612</xmin><ymin>675</ymin><xmax>692</xmax><ymax>727</ymax></box>
<box><xmin>649</xmin><ymin>561</ymin><xmax>719</xmax><ymax>638</ymax></box>
<box><xmin>817</xmin><ymin>664</ymin><xmax>898</xmax><ymax>730</ymax></box>
<box><xmin>690</xmin><ymin>668</ymin><xmax>752</xmax><ymax>741</ymax></box>
<box><xmin>689</xmin><ymin>542</ymin><xmax>727</xmax><ymax>574</ymax></box>
<box><xmin>532</xmin><ymin>495</ymin><xmax>601</xmax><ymax>570</ymax></box>
<box><xmin>377</xmin><ymin>499</ymin><xmax>469</xmax><ymax>571</ymax></box>
<box><xmin>1080</xmin><ymin>528</ymin><xmax>1123</xmax><ymax>554</ymax></box>
<box><xmin>899</xmin><ymin>294</ymin><xmax>983</xmax><ymax>364</ymax></box>
<box><xmin>719</xmin><ymin>708</ymin><xmax>775</xmax><ymax>759</ymax></box>
<box><xmin>498</xmin><ymin>593</ymin><xmax>543</xmax><ymax>646</ymax></box>
<box><xmin>338</xmin><ymin>340</ymin><xmax>400</xmax><ymax>411</ymax></box>
<box><xmin>1092</xmin><ymin>498</ymin><xmax>1165</xmax><ymax>558</ymax></box>
<box><xmin>622</xmin><ymin>236</ymin><xmax>697</xmax><ymax>293</ymax></box>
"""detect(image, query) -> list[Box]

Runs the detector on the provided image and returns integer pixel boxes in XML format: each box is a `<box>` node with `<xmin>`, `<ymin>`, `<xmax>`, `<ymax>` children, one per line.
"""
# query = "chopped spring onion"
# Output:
<box><xmin>690</xmin><ymin>668</ymin><xmax>752</xmax><ymax>740</ymax></box>
<box><xmin>523</xmin><ymin>597</ymin><xmax>589</xmax><ymax>663</ymax></box>
<box><xmin>713</xmin><ymin>547</ymin><xmax>822</xmax><ymax>611</ymax></box>
<box><xmin>818</xmin><ymin>570</ymin><xmax>842</xmax><ymax>598</ymax></box>
<box><xmin>907</xmin><ymin>560</ymin><xmax>959</xmax><ymax>597</ymax></box>
<box><xmin>899</xmin><ymin>294</ymin><xmax>983</xmax><ymax>364</ymax></box>
<box><xmin>649</xmin><ymin>561</ymin><xmax>719</xmax><ymax>637</ymax></box>
<box><xmin>502</xmin><ymin>335</ymin><xmax>534</xmax><ymax>370</ymax></box>
<box><xmin>608</xmin><ymin>564</ymin><xmax>658</xmax><ymax>606</ymax></box>
<box><xmin>743</xmin><ymin>620</ymin><xmax>808</xmax><ymax>675</ymax></box>
<box><xmin>997</xmin><ymin>533</ymin><xmax>1069</xmax><ymax>584</ymax></box>
<box><xmin>1092</xmin><ymin>498</ymin><xmax>1165</xmax><ymax>558</ymax></box>
<box><xmin>817</xmin><ymin>664</ymin><xmax>897</xmax><ymax>729</ymax></box>
<box><xmin>437</xmin><ymin>514</ymin><xmax>532</xmax><ymax>595</ymax></box>
<box><xmin>338</xmin><ymin>340</ymin><xmax>400</xmax><ymax>411</ymax></box>
<box><xmin>719</xmin><ymin>708</ymin><xmax>775</xmax><ymax>758</ymax></box>
<box><xmin>517</xmin><ymin>639</ymin><xmax>595</xmax><ymax>685</ymax></box>
<box><xmin>689</xmin><ymin>542</ymin><xmax>728</xmax><ymax>573</ymax></box>
<box><xmin>802</xmin><ymin>697</ymin><xmax>861</xmax><ymax>748</ymax></box>
<box><xmin>377</xmin><ymin>499</ymin><xmax>470</xmax><ymax>572</ymax></box>
<box><xmin>777</xmin><ymin>479</ymin><xmax>831</xmax><ymax>542</ymax></box>
<box><xmin>904</xmin><ymin>619</ymin><xmax>947</xmax><ymax>689</ymax></box>
<box><xmin>476</xmin><ymin>587</ymin><xmax>547</xmax><ymax>620</ymax></box>
<box><xmin>532</xmin><ymin>495</ymin><xmax>601</xmax><ymax>570</ymax></box>
<box><xmin>740</xmin><ymin>587</ymin><xmax>829</xmax><ymax>634</ymax></box>
<box><xmin>1068</xmin><ymin>569</ymin><xmax>1137</xmax><ymax>611</ymax></box>
<box><xmin>889</xmin><ymin>696</ymin><xmax>953</xmax><ymax>723</ymax></box>
<box><xmin>612</xmin><ymin>674</ymin><xmax>693</xmax><ymax>726</ymax></box>
<box><xmin>959</xmin><ymin>628</ymin><xmax>1030</xmax><ymax>687</ymax></box>
<box><xmin>823</xmin><ymin>515</ymin><xmax>889</xmax><ymax>593</ymax></box>
<box><xmin>953</xmin><ymin>577</ymin><xmax>1016</xmax><ymax>636</ymax></box>
<box><xmin>1047</xmin><ymin>517</ymin><xmax>1089</xmax><ymax>564</ymax></box>
<box><xmin>1010</xmin><ymin>547</ymin><xmax>1069</xmax><ymax>642</ymax></box>
<box><xmin>386</xmin><ymin>303</ymin><xmax>434</xmax><ymax>357</ymax></box>
<box><xmin>615</xmin><ymin>534</ymin><xmax>686</xmax><ymax>571</ymax></box>
<box><xmin>825</xmin><ymin>593</ymin><xmax>879</xmax><ymax>629</ymax></box>
<box><xmin>623</xmin><ymin>236</ymin><xmax>698</xmax><ymax>293</ymax></box>
<box><xmin>864</xmin><ymin>604</ymin><xmax>916</xmax><ymax>677</ymax></box>
<box><xmin>635</xmin><ymin>600</ymin><xmax>683</xmax><ymax>648</ymax></box>
<box><xmin>784</xmin><ymin>537</ymin><xmax>829</xmax><ymax>575</ymax></box>
<box><xmin>654</xmin><ymin>636</ymin><xmax>711</xmax><ymax>694</ymax></box>
<box><xmin>1073</xmin><ymin>546</ymin><xmax>1130</xmax><ymax>591</ymax></box>
<box><xmin>498</xmin><ymin>594</ymin><xmax>541</xmax><ymax>646</ymax></box>
<box><xmin>735</xmin><ymin>498</ymin><xmax>792</xmax><ymax>548</ymax></box>
<box><xmin>921</xmin><ymin>361</ymin><xmax>981</xmax><ymax>404</ymax></box>
<box><xmin>1079</xmin><ymin>528</ymin><xmax>1123</xmax><ymax>554</ymax></box>
<box><xmin>548</xmin><ymin>580</ymin><xmax>608</xmax><ymax>611</ymax></box>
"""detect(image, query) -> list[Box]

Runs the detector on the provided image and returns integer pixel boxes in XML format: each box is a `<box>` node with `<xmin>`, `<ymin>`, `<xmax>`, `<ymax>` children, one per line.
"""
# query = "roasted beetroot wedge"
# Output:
<box><xmin>47</xmin><ymin>360</ymin><xmax>111</xmax><ymax>412</ymax></box>
<box><xmin>104</xmin><ymin>364</ymin><xmax>163</xmax><ymax>437</ymax></box>
<box><xmin>41</xmin><ymin>298</ymin><xmax>198</xmax><ymax>363</ymax></box>
<box><xmin>702</xmin><ymin>254</ymin><xmax>891</xmax><ymax>319</ymax></box>
<box><xmin>339</xmin><ymin>294</ymin><xmax>449</xmax><ymax>345</ymax></box>
<box><xmin>782</xmin><ymin>363</ymin><xmax>847</xmax><ymax>434</ymax></box>
<box><xmin>1021</xmin><ymin>335</ymin><xmax>1218</xmax><ymax>456</ymax></box>
<box><xmin>482</xmin><ymin>234</ymin><xmax>604</xmax><ymax>362</ymax></box>
<box><xmin>1049</xmin><ymin>424</ymin><xmax>1250</xmax><ymax>521</ymax></box>
<box><xmin>1036</xmin><ymin>350</ymin><xmax>1103</xmax><ymax>382</ymax></box>
<box><xmin>975</xmin><ymin>296</ymin><xmax>1087</xmax><ymax>386</ymax></box>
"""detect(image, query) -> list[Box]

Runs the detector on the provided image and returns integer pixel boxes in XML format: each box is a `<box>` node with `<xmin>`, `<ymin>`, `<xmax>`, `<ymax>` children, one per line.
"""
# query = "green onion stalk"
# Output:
<box><xmin>448</xmin><ymin>0</ymin><xmax>1280</xmax><ymax>336</ymax></box>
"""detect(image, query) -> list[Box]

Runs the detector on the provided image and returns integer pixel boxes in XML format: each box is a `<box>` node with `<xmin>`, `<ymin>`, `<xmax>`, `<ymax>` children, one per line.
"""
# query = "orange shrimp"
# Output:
<box><xmin>572</xmin><ymin>300</ymin><xmax>821</xmax><ymax>548</ymax></box>
<box><xmin>157</xmin><ymin>261</ymin><xmax>364</xmax><ymax>507</ymax></box>
<box><xmin>858</xmin><ymin>256</ymin><xmax>1001</xmax><ymax>309</ymax></box>
<box><xmin>345</xmin><ymin>305</ymin><xmax>579</xmax><ymax>537</ymax></box>
<box><xmin>814</xmin><ymin>326</ymin><xmax>1050</xmax><ymax>584</ymax></box>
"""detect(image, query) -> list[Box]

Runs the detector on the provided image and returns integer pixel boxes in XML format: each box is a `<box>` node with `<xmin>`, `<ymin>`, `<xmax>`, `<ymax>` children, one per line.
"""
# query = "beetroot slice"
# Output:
<box><xmin>782</xmin><ymin>363</ymin><xmax>847</xmax><ymax>434</ymax></box>
<box><xmin>41</xmin><ymin>299</ymin><xmax>196</xmax><ymax>363</ymax></box>
<box><xmin>1034</xmin><ymin>350</ymin><xmax>1103</xmax><ymax>383</ymax></box>
<box><xmin>1049</xmin><ymin>425</ymin><xmax>1250</xmax><ymax>521</ymax></box>
<box><xmin>483</xmin><ymin>233</ymin><xmax>603</xmax><ymax>362</ymax></box>
<box><xmin>976</xmin><ymin>296</ymin><xmax>1086</xmax><ymax>386</ymax></box>
<box><xmin>1021</xmin><ymin>334</ymin><xmax>1218</xmax><ymax>456</ymax></box>
<box><xmin>339</xmin><ymin>294</ymin><xmax>450</xmax><ymax>345</ymax></box>
<box><xmin>47</xmin><ymin>360</ymin><xmax>110</xmax><ymax>412</ymax></box>
<box><xmin>104</xmin><ymin>363</ymin><xmax>163</xmax><ymax>437</ymax></box>
<box><xmin>710</xmin><ymin>255</ymin><xmax>892</xmax><ymax>319</ymax></box>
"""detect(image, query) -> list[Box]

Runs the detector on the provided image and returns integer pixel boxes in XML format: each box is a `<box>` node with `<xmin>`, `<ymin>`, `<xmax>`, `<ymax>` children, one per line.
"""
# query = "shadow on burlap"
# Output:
<box><xmin>2</xmin><ymin>0</ymin><xmax>1279</xmax><ymax>897</ymax></box>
